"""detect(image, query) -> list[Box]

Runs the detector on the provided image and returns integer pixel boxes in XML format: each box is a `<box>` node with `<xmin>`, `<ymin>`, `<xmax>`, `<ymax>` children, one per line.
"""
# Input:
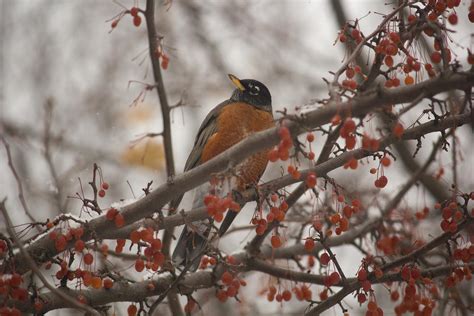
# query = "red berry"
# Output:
<box><xmin>49</xmin><ymin>230</ymin><xmax>57</xmax><ymax>240</ymax></box>
<box><xmin>357</xmin><ymin>268</ymin><xmax>368</xmax><ymax>281</ymax></box>
<box><xmin>130</xmin><ymin>7</ymin><xmax>139</xmax><ymax>17</ymax></box>
<box><xmin>271</xmin><ymin>235</ymin><xmax>282</xmax><ymax>248</ymax></box>
<box><xmin>357</xmin><ymin>293</ymin><xmax>367</xmax><ymax>303</ymax></box>
<box><xmin>346</xmin><ymin>67</ymin><xmax>355</xmax><ymax>79</ymax></box>
<box><xmin>83</xmin><ymin>253</ymin><xmax>94</xmax><ymax>265</ymax></box>
<box><xmin>385</xmin><ymin>43</ymin><xmax>398</xmax><ymax>56</ymax></box>
<box><xmin>151</xmin><ymin>239</ymin><xmax>162</xmax><ymax>251</ymax></box>
<box><xmin>221</xmin><ymin>271</ymin><xmax>233</xmax><ymax>285</ymax></box>
<box><xmin>101</xmin><ymin>182</ymin><xmax>109</xmax><ymax>190</ymax></box>
<box><xmin>161</xmin><ymin>54</ymin><xmax>169</xmax><ymax>70</ymax></box>
<box><xmin>184</xmin><ymin>300</ymin><xmax>196</xmax><ymax>313</ymax></box>
<box><xmin>55</xmin><ymin>234</ymin><xmax>67</xmax><ymax>251</ymax></box>
<box><xmin>9</xmin><ymin>273</ymin><xmax>22</xmax><ymax>287</ymax></box>
<box><xmin>448</xmin><ymin>13</ymin><xmax>458</xmax><ymax>25</ymax></box>
<box><xmin>304</xmin><ymin>238</ymin><xmax>315</xmax><ymax>251</ymax></box>
<box><xmin>368</xmin><ymin>301</ymin><xmax>377</xmax><ymax>311</ymax></box>
<box><xmin>135</xmin><ymin>258</ymin><xmax>145</xmax><ymax>272</ymax></box>
<box><xmin>329</xmin><ymin>271</ymin><xmax>341</xmax><ymax>285</ymax></box>
<box><xmin>331</xmin><ymin>114</ymin><xmax>341</xmax><ymax>126</ymax></box>
<box><xmin>103</xmin><ymin>278</ymin><xmax>113</xmax><ymax>289</ymax></box>
<box><xmin>381</xmin><ymin>156</ymin><xmax>391</xmax><ymax>167</ymax></box>
<box><xmin>305</xmin><ymin>172</ymin><xmax>317</xmax><ymax>188</ymax></box>
<box><xmin>343</xmin><ymin>118</ymin><xmax>356</xmax><ymax>134</ymax></box>
<box><xmin>468</xmin><ymin>52</ymin><xmax>474</xmax><ymax>65</ymax></box>
<box><xmin>320</xmin><ymin>253</ymin><xmax>330</xmax><ymax>265</ymax></box>
<box><xmin>267</xmin><ymin>148</ymin><xmax>279</xmax><ymax>162</ymax></box>
<box><xmin>389</xmin><ymin>32</ymin><xmax>400</xmax><ymax>43</ymax></box>
<box><xmin>34</xmin><ymin>299</ymin><xmax>44</xmax><ymax>312</ymax></box>
<box><xmin>377</xmin><ymin>175</ymin><xmax>388</xmax><ymax>188</ymax></box>
<box><xmin>282</xmin><ymin>289</ymin><xmax>292</xmax><ymax>301</ymax></box>
<box><xmin>114</xmin><ymin>213</ymin><xmax>125</xmax><ymax>228</ymax></box>
<box><xmin>393</xmin><ymin>122</ymin><xmax>404</xmax><ymax>138</ymax></box>
<box><xmin>345</xmin><ymin>135</ymin><xmax>356</xmax><ymax>149</ymax></box>
<box><xmin>98</xmin><ymin>189</ymin><xmax>106</xmax><ymax>198</ymax></box>
<box><xmin>431</xmin><ymin>51</ymin><xmax>442</xmax><ymax>64</ymax></box>
<box><xmin>216</xmin><ymin>289</ymin><xmax>228</xmax><ymax>302</ymax></box>
<box><xmin>351</xmin><ymin>29</ymin><xmax>360</xmax><ymax>40</ymax></box>
<box><xmin>127</xmin><ymin>304</ymin><xmax>138</xmax><ymax>316</ymax></box>
<box><xmin>91</xmin><ymin>276</ymin><xmax>102</xmax><ymax>289</ymax></box>
<box><xmin>384</xmin><ymin>55</ymin><xmax>394</xmax><ymax>67</ymax></box>
<box><xmin>133</xmin><ymin>15</ymin><xmax>142</xmax><ymax>27</ymax></box>
<box><xmin>106</xmin><ymin>208</ymin><xmax>118</xmax><ymax>220</ymax></box>
<box><xmin>74</xmin><ymin>240</ymin><xmax>85</xmax><ymax>252</ymax></box>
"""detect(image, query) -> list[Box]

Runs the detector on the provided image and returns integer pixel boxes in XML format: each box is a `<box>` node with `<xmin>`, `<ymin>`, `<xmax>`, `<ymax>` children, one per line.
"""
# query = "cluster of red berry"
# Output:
<box><xmin>438</xmin><ymin>201</ymin><xmax>464</xmax><ymax>233</ymax></box>
<box><xmin>376</xmin><ymin>234</ymin><xmax>401</xmax><ymax>256</ymax></box>
<box><xmin>339</xmin><ymin>0</ymin><xmax>473</xmax><ymax>93</ymax></box>
<box><xmin>106</xmin><ymin>207</ymin><xmax>125</xmax><ymax>228</ymax></box>
<box><xmin>204</xmin><ymin>194</ymin><xmax>240</xmax><ymax>222</ymax></box>
<box><xmin>48</xmin><ymin>226</ymin><xmax>84</xmax><ymax>252</ymax></box>
<box><xmin>445</xmin><ymin>265</ymin><xmax>472</xmax><ymax>288</ymax></box>
<box><xmin>129</xmin><ymin>227</ymin><xmax>164</xmax><ymax>272</ymax></box>
<box><xmin>265</xmin><ymin>284</ymin><xmax>312</xmax><ymax>302</ymax></box>
<box><xmin>216</xmin><ymin>270</ymin><xmax>246</xmax><ymax>302</ymax></box>
<box><xmin>0</xmin><ymin>272</ymin><xmax>25</xmax><ymax>315</ymax></box>
<box><xmin>199</xmin><ymin>255</ymin><xmax>217</xmax><ymax>269</ymax></box>
<box><xmin>339</xmin><ymin>118</ymin><xmax>357</xmax><ymax>150</ymax></box>
<box><xmin>265</xmin><ymin>194</ymin><xmax>289</xmax><ymax>224</ymax></box>
<box><xmin>338</xmin><ymin>26</ymin><xmax>363</xmax><ymax>44</ymax></box>
<box><xmin>342</xmin><ymin>65</ymin><xmax>363</xmax><ymax>90</ymax></box>
<box><xmin>452</xmin><ymin>245</ymin><xmax>474</xmax><ymax>263</ymax></box>
<box><xmin>98</xmin><ymin>181</ymin><xmax>109</xmax><ymax>198</ymax></box>
<box><xmin>268</xmin><ymin>126</ymin><xmax>293</xmax><ymax>162</ymax></box>
<box><xmin>390</xmin><ymin>264</ymin><xmax>439</xmax><ymax>315</ymax></box>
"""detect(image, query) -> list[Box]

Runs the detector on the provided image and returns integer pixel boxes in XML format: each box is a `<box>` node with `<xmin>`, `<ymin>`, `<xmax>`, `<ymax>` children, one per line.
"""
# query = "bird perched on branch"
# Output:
<box><xmin>171</xmin><ymin>74</ymin><xmax>274</xmax><ymax>271</ymax></box>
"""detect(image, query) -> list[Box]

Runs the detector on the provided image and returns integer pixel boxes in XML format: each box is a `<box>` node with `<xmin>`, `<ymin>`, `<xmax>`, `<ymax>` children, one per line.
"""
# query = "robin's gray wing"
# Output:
<box><xmin>171</xmin><ymin>100</ymin><xmax>233</xmax><ymax>270</ymax></box>
<box><xmin>168</xmin><ymin>99</ymin><xmax>232</xmax><ymax>211</ymax></box>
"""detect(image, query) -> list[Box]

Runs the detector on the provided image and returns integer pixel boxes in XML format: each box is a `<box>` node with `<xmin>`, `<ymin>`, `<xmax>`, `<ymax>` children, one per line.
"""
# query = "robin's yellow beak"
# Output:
<box><xmin>228</xmin><ymin>74</ymin><xmax>245</xmax><ymax>91</ymax></box>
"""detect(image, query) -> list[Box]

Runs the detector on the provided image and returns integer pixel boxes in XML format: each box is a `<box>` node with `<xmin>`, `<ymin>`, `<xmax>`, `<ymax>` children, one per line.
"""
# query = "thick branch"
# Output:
<box><xmin>4</xmin><ymin>107</ymin><xmax>471</xmax><ymax>273</ymax></box>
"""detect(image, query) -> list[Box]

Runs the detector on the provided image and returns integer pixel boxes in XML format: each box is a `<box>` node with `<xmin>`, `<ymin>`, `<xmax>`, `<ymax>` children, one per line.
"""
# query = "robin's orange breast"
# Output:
<box><xmin>200</xmin><ymin>102</ymin><xmax>274</xmax><ymax>189</ymax></box>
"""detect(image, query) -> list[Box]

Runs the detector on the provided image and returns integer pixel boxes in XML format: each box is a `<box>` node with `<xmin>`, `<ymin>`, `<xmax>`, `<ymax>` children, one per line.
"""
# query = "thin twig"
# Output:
<box><xmin>1</xmin><ymin>136</ymin><xmax>39</xmax><ymax>226</ymax></box>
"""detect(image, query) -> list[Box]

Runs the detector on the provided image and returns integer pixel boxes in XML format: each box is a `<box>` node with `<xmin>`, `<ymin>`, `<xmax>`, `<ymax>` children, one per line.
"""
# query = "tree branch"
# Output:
<box><xmin>3</xmin><ymin>110</ymin><xmax>471</xmax><ymax>275</ymax></box>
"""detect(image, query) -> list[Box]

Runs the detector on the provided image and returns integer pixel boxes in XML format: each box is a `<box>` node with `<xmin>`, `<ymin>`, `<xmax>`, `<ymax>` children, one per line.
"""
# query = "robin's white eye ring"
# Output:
<box><xmin>249</xmin><ymin>84</ymin><xmax>260</xmax><ymax>95</ymax></box>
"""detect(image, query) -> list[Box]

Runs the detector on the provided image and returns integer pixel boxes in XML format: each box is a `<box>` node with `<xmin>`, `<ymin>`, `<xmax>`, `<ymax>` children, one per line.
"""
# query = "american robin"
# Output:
<box><xmin>171</xmin><ymin>74</ymin><xmax>274</xmax><ymax>271</ymax></box>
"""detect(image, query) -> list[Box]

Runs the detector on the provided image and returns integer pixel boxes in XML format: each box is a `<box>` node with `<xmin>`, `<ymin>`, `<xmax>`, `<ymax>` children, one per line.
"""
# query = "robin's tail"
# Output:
<box><xmin>172</xmin><ymin>221</ymin><xmax>211</xmax><ymax>272</ymax></box>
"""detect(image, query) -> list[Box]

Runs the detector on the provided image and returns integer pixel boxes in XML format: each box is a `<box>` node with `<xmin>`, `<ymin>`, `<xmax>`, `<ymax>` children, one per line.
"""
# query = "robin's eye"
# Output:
<box><xmin>249</xmin><ymin>84</ymin><xmax>260</xmax><ymax>96</ymax></box>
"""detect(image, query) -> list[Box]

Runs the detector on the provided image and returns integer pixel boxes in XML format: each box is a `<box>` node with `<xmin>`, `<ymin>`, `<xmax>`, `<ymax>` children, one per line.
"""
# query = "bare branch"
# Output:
<box><xmin>1</xmin><ymin>137</ymin><xmax>39</xmax><ymax>226</ymax></box>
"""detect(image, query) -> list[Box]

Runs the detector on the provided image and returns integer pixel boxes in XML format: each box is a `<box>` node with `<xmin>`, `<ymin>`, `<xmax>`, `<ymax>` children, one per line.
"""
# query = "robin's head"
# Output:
<box><xmin>228</xmin><ymin>74</ymin><xmax>272</xmax><ymax>112</ymax></box>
